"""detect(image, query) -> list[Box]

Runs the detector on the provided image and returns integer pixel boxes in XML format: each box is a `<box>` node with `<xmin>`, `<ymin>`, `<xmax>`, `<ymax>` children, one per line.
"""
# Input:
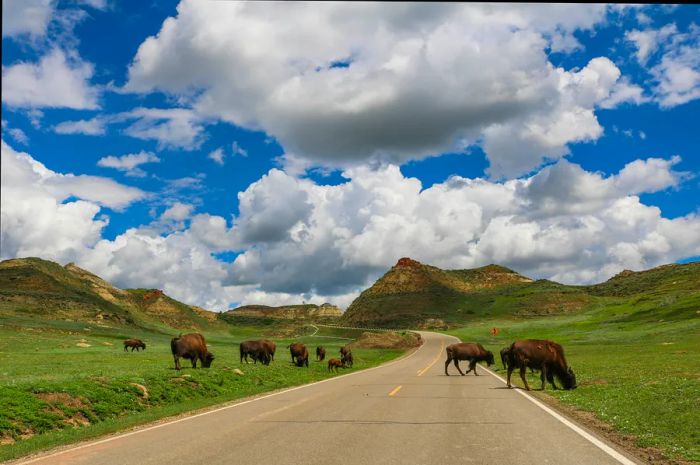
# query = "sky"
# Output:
<box><xmin>1</xmin><ymin>2</ymin><xmax>699</xmax><ymax>311</ymax></box>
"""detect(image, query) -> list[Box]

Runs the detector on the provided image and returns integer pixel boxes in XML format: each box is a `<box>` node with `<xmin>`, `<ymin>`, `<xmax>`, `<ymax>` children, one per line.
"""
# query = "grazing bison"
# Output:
<box><xmin>444</xmin><ymin>343</ymin><xmax>494</xmax><ymax>376</ymax></box>
<box><xmin>170</xmin><ymin>333</ymin><xmax>214</xmax><ymax>371</ymax></box>
<box><xmin>506</xmin><ymin>339</ymin><xmax>577</xmax><ymax>391</ymax></box>
<box><xmin>240</xmin><ymin>340</ymin><xmax>272</xmax><ymax>365</ymax></box>
<box><xmin>341</xmin><ymin>351</ymin><xmax>353</xmax><ymax>368</ymax></box>
<box><xmin>262</xmin><ymin>339</ymin><xmax>276</xmax><ymax>362</ymax></box>
<box><xmin>123</xmin><ymin>338</ymin><xmax>146</xmax><ymax>352</ymax></box>
<box><xmin>316</xmin><ymin>346</ymin><xmax>326</xmax><ymax>361</ymax></box>
<box><xmin>340</xmin><ymin>345</ymin><xmax>351</xmax><ymax>357</ymax></box>
<box><xmin>289</xmin><ymin>343</ymin><xmax>309</xmax><ymax>367</ymax></box>
<box><xmin>328</xmin><ymin>358</ymin><xmax>344</xmax><ymax>372</ymax></box>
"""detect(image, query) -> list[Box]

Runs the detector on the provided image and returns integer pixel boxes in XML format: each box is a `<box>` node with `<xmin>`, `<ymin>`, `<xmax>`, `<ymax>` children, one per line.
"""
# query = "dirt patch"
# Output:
<box><xmin>129</xmin><ymin>383</ymin><xmax>149</xmax><ymax>399</ymax></box>
<box><xmin>1</xmin><ymin>433</ymin><xmax>16</xmax><ymax>445</ymax></box>
<box><xmin>36</xmin><ymin>392</ymin><xmax>91</xmax><ymax>428</ymax></box>
<box><xmin>36</xmin><ymin>392</ymin><xmax>86</xmax><ymax>408</ymax></box>
<box><xmin>535</xmin><ymin>394</ymin><xmax>692</xmax><ymax>465</ymax></box>
<box><xmin>347</xmin><ymin>331</ymin><xmax>422</xmax><ymax>350</ymax></box>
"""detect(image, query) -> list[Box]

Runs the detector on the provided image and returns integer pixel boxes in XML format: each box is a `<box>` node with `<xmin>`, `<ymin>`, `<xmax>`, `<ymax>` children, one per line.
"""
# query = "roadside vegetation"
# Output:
<box><xmin>0</xmin><ymin>318</ymin><xmax>408</xmax><ymax>461</ymax></box>
<box><xmin>446</xmin><ymin>303</ymin><xmax>700</xmax><ymax>463</ymax></box>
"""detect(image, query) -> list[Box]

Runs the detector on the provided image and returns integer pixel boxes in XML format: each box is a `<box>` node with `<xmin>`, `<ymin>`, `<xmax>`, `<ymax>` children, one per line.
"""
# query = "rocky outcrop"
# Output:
<box><xmin>226</xmin><ymin>303</ymin><xmax>342</xmax><ymax>320</ymax></box>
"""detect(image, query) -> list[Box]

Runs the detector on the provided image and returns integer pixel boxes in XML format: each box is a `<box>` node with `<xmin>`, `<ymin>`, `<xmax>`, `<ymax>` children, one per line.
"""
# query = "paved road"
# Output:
<box><xmin>16</xmin><ymin>332</ymin><xmax>641</xmax><ymax>465</ymax></box>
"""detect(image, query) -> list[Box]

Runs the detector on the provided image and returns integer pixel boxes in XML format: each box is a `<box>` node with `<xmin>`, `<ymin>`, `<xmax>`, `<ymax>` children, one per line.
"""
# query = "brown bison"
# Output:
<box><xmin>123</xmin><ymin>338</ymin><xmax>146</xmax><ymax>352</ymax></box>
<box><xmin>316</xmin><ymin>346</ymin><xmax>326</xmax><ymax>361</ymax></box>
<box><xmin>444</xmin><ymin>342</ymin><xmax>494</xmax><ymax>376</ymax></box>
<box><xmin>506</xmin><ymin>339</ymin><xmax>577</xmax><ymax>391</ymax></box>
<box><xmin>170</xmin><ymin>333</ymin><xmax>214</xmax><ymax>370</ymax></box>
<box><xmin>328</xmin><ymin>358</ymin><xmax>344</xmax><ymax>372</ymax></box>
<box><xmin>262</xmin><ymin>339</ymin><xmax>276</xmax><ymax>361</ymax></box>
<box><xmin>341</xmin><ymin>350</ymin><xmax>353</xmax><ymax>368</ymax></box>
<box><xmin>340</xmin><ymin>345</ymin><xmax>351</xmax><ymax>357</ymax></box>
<box><xmin>240</xmin><ymin>340</ymin><xmax>272</xmax><ymax>365</ymax></box>
<box><xmin>289</xmin><ymin>343</ymin><xmax>309</xmax><ymax>367</ymax></box>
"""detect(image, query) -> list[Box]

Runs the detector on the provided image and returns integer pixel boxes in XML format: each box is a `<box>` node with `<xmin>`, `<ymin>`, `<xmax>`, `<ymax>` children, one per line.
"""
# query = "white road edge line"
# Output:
<box><xmin>480</xmin><ymin>364</ymin><xmax>640</xmax><ymax>465</ymax></box>
<box><xmin>13</xmin><ymin>337</ymin><xmax>426</xmax><ymax>465</ymax></box>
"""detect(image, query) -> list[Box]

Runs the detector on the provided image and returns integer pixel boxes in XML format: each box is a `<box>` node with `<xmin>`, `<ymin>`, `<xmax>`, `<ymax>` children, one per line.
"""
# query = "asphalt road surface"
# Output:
<box><xmin>15</xmin><ymin>332</ymin><xmax>642</xmax><ymax>465</ymax></box>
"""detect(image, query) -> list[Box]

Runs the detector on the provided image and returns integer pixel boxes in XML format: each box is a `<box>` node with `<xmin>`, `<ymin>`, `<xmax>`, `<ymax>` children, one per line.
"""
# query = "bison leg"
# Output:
<box><xmin>174</xmin><ymin>356</ymin><xmax>181</xmax><ymax>371</ymax></box>
<box><xmin>452</xmin><ymin>358</ymin><xmax>465</xmax><ymax>376</ymax></box>
<box><xmin>507</xmin><ymin>365</ymin><xmax>514</xmax><ymax>388</ymax></box>
<box><xmin>462</xmin><ymin>359</ymin><xmax>474</xmax><ymax>375</ymax></box>
<box><xmin>519</xmin><ymin>366</ymin><xmax>530</xmax><ymax>391</ymax></box>
<box><xmin>191</xmin><ymin>357</ymin><xmax>197</xmax><ymax>369</ymax></box>
<box><xmin>470</xmin><ymin>360</ymin><xmax>479</xmax><ymax>376</ymax></box>
<box><xmin>444</xmin><ymin>357</ymin><xmax>451</xmax><ymax>376</ymax></box>
<box><xmin>540</xmin><ymin>364</ymin><xmax>547</xmax><ymax>391</ymax></box>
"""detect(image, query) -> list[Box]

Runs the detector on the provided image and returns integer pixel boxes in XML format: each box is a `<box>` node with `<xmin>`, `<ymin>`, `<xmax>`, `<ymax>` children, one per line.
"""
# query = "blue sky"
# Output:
<box><xmin>2</xmin><ymin>2</ymin><xmax>699</xmax><ymax>310</ymax></box>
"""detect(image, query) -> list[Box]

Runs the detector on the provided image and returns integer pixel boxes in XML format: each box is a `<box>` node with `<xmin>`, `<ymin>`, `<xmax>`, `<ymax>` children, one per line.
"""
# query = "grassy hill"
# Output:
<box><xmin>341</xmin><ymin>257</ymin><xmax>700</xmax><ymax>328</ymax></box>
<box><xmin>0</xmin><ymin>257</ymin><xmax>224</xmax><ymax>331</ymax></box>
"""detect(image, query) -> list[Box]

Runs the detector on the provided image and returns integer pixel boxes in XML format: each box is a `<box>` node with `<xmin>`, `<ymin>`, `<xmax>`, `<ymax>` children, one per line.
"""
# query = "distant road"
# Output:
<box><xmin>14</xmin><ymin>332</ymin><xmax>641</xmax><ymax>465</ymax></box>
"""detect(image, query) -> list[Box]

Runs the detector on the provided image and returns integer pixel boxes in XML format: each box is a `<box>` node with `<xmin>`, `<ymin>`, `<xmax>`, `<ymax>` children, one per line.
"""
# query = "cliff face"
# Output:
<box><xmin>226</xmin><ymin>303</ymin><xmax>342</xmax><ymax>320</ymax></box>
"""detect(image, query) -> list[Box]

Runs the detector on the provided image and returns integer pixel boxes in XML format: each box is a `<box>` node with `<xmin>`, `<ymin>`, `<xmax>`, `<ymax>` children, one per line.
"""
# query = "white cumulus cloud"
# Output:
<box><xmin>2</xmin><ymin>49</ymin><xmax>99</xmax><ymax>109</ymax></box>
<box><xmin>126</xmin><ymin>2</ymin><xmax>627</xmax><ymax>177</ymax></box>
<box><xmin>1</xmin><ymin>140</ymin><xmax>145</xmax><ymax>262</ymax></box>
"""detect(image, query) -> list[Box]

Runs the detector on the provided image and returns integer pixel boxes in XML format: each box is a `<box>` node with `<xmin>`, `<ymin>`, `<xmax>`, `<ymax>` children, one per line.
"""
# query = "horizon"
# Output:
<box><xmin>2</xmin><ymin>3</ymin><xmax>700</xmax><ymax>311</ymax></box>
<box><xmin>3</xmin><ymin>254</ymin><xmax>698</xmax><ymax>312</ymax></box>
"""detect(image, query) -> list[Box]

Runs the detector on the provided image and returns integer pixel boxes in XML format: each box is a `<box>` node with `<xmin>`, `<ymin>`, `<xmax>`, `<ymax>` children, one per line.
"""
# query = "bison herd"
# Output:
<box><xmin>123</xmin><ymin>333</ymin><xmax>355</xmax><ymax>372</ymax></box>
<box><xmin>445</xmin><ymin>339</ymin><xmax>577</xmax><ymax>391</ymax></box>
<box><xmin>122</xmin><ymin>333</ymin><xmax>577</xmax><ymax>391</ymax></box>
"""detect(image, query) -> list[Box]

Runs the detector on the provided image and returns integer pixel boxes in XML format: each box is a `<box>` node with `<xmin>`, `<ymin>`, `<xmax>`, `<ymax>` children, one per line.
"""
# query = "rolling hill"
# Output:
<box><xmin>221</xmin><ymin>303</ymin><xmax>342</xmax><ymax>324</ymax></box>
<box><xmin>340</xmin><ymin>257</ymin><xmax>700</xmax><ymax>328</ymax></box>
<box><xmin>0</xmin><ymin>257</ymin><xmax>224</xmax><ymax>331</ymax></box>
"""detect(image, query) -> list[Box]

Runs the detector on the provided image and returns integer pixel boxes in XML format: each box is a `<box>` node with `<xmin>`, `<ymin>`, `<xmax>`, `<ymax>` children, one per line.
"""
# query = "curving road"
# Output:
<box><xmin>14</xmin><ymin>332</ymin><xmax>641</xmax><ymax>465</ymax></box>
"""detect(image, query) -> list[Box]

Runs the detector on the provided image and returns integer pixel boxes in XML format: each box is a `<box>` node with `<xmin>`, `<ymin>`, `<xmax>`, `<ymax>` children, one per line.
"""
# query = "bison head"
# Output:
<box><xmin>485</xmin><ymin>351</ymin><xmax>495</xmax><ymax>367</ymax></box>
<box><xmin>561</xmin><ymin>367</ymin><xmax>577</xmax><ymax>390</ymax></box>
<box><xmin>203</xmin><ymin>352</ymin><xmax>215</xmax><ymax>368</ymax></box>
<box><xmin>141</xmin><ymin>343</ymin><xmax>147</xmax><ymax>350</ymax></box>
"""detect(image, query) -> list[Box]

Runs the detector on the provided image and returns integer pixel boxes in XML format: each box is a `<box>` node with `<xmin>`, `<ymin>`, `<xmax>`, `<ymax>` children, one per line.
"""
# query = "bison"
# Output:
<box><xmin>444</xmin><ymin>342</ymin><xmax>494</xmax><ymax>376</ymax></box>
<box><xmin>341</xmin><ymin>350</ymin><xmax>353</xmax><ymax>368</ymax></box>
<box><xmin>289</xmin><ymin>343</ymin><xmax>309</xmax><ymax>367</ymax></box>
<box><xmin>328</xmin><ymin>358</ymin><xmax>344</xmax><ymax>372</ymax></box>
<box><xmin>262</xmin><ymin>339</ymin><xmax>276</xmax><ymax>362</ymax></box>
<box><xmin>340</xmin><ymin>345</ymin><xmax>351</xmax><ymax>357</ymax></box>
<box><xmin>170</xmin><ymin>333</ymin><xmax>214</xmax><ymax>371</ymax></box>
<box><xmin>506</xmin><ymin>339</ymin><xmax>577</xmax><ymax>391</ymax></box>
<box><xmin>316</xmin><ymin>346</ymin><xmax>326</xmax><ymax>361</ymax></box>
<box><xmin>240</xmin><ymin>340</ymin><xmax>273</xmax><ymax>365</ymax></box>
<box><xmin>123</xmin><ymin>338</ymin><xmax>146</xmax><ymax>352</ymax></box>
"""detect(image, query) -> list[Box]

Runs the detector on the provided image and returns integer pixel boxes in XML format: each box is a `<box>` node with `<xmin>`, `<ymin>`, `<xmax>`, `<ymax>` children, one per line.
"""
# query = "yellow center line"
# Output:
<box><xmin>417</xmin><ymin>340</ymin><xmax>445</xmax><ymax>377</ymax></box>
<box><xmin>388</xmin><ymin>385</ymin><xmax>402</xmax><ymax>396</ymax></box>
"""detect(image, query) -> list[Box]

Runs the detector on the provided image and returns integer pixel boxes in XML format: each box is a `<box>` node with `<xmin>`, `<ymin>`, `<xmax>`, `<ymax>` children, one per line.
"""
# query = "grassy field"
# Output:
<box><xmin>446</xmin><ymin>308</ymin><xmax>700</xmax><ymax>463</ymax></box>
<box><xmin>0</xmin><ymin>318</ymin><xmax>406</xmax><ymax>461</ymax></box>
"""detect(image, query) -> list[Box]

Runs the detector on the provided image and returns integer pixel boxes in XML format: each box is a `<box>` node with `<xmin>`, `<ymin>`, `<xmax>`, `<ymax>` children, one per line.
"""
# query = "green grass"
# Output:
<box><xmin>446</xmin><ymin>309</ymin><xmax>700</xmax><ymax>462</ymax></box>
<box><xmin>0</xmin><ymin>319</ymin><xmax>405</xmax><ymax>461</ymax></box>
